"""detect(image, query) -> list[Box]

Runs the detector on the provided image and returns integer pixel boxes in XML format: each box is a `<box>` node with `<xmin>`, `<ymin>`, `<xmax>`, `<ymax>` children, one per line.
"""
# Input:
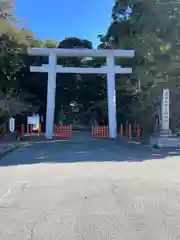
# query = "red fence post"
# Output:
<box><xmin>29</xmin><ymin>124</ymin><xmax>33</xmax><ymax>136</ymax></box>
<box><xmin>39</xmin><ymin>123</ymin><xmax>44</xmax><ymax>136</ymax></box>
<box><xmin>21</xmin><ymin>124</ymin><xmax>24</xmax><ymax>136</ymax></box>
<box><xmin>136</xmin><ymin>124</ymin><xmax>140</xmax><ymax>137</ymax></box>
<box><xmin>120</xmin><ymin>124</ymin><xmax>123</xmax><ymax>137</ymax></box>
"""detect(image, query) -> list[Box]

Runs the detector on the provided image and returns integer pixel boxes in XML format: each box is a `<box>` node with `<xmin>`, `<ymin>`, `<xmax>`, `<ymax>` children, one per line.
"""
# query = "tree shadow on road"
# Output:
<box><xmin>0</xmin><ymin>138</ymin><xmax>180</xmax><ymax>167</ymax></box>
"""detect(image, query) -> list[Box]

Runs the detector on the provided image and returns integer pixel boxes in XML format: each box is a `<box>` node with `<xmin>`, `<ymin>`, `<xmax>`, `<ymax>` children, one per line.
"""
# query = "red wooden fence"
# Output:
<box><xmin>92</xmin><ymin>125</ymin><xmax>109</xmax><ymax>138</ymax></box>
<box><xmin>54</xmin><ymin>124</ymin><xmax>72</xmax><ymax>138</ymax></box>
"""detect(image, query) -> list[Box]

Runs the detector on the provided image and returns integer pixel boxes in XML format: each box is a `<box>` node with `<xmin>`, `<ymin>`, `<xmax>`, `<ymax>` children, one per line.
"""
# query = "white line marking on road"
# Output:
<box><xmin>36</xmin><ymin>156</ymin><xmax>48</xmax><ymax>159</ymax></box>
<box><xmin>23</xmin><ymin>139</ymin><xmax>69</xmax><ymax>146</ymax></box>
<box><xmin>0</xmin><ymin>188</ymin><xmax>12</xmax><ymax>202</ymax></box>
<box><xmin>128</xmin><ymin>141</ymin><xmax>141</xmax><ymax>145</ymax></box>
<box><xmin>0</xmin><ymin>180</ymin><xmax>27</xmax><ymax>203</ymax></box>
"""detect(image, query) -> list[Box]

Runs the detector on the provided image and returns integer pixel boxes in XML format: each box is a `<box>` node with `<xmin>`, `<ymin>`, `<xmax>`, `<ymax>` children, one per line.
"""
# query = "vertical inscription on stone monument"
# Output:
<box><xmin>162</xmin><ymin>88</ymin><xmax>169</xmax><ymax>131</ymax></box>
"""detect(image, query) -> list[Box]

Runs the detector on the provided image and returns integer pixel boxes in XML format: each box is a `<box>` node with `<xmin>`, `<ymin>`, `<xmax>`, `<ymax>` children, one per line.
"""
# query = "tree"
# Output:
<box><xmin>0</xmin><ymin>4</ymin><xmax>39</xmax><ymax>118</ymax></box>
<box><xmin>0</xmin><ymin>0</ymin><xmax>14</xmax><ymax>21</ymax></box>
<box><xmin>44</xmin><ymin>39</ymin><xmax>57</xmax><ymax>48</ymax></box>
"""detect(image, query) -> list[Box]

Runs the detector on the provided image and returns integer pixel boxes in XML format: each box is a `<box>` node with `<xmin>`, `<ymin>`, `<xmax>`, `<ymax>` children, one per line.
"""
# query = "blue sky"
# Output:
<box><xmin>15</xmin><ymin>0</ymin><xmax>114</xmax><ymax>47</ymax></box>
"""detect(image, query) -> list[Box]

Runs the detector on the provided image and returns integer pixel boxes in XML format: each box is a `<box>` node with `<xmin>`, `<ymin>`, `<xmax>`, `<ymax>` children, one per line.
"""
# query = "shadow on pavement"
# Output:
<box><xmin>0</xmin><ymin>136</ymin><xmax>180</xmax><ymax>167</ymax></box>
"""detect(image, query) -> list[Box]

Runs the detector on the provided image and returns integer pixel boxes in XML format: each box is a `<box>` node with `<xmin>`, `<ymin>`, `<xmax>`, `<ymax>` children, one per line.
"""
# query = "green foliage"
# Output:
<box><xmin>44</xmin><ymin>39</ymin><xmax>57</xmax><ymax>48</ymax></box>
<box><xmin>0</xmin><ymin>0</ymin><xmax>14</xmax><ymax>21</ymax></box>
<box><xmin>0</xmin><ymin>2</ymin><xmax>38</xmax><ymax>117</ymax></box>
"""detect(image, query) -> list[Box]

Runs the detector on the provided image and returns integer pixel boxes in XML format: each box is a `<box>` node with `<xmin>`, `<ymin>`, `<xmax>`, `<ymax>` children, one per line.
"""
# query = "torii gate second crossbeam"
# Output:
<box><xmin>28</xmin><ymin>48</ymin><xmax>134</xmax><ymax>139</ymax></box>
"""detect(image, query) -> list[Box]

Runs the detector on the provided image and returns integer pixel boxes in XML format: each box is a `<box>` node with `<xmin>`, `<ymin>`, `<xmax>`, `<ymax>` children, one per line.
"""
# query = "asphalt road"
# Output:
<box><xmin>0</xmin><ymin>138</ymin><xmax>180</xmax><ymax>239</ymax></box>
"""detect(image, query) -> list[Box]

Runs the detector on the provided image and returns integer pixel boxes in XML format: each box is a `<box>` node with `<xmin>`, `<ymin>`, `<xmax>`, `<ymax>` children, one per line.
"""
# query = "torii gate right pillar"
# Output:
<box><xmin>107</xmin><ymin>54</ymin><xmax>117</xmax><ymax>139</ymax></box>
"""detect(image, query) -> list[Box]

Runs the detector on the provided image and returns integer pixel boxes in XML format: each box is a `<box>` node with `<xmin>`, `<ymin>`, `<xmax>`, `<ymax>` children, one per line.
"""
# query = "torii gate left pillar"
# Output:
<box><xmin>46</xmin><ymin>53</ymin><xmax>57</xmax><ymax>139</ymax></box>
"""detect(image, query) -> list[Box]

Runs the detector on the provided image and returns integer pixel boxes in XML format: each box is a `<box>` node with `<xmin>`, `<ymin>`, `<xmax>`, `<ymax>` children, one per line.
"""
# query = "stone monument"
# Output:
<box><xmin>149</xmin><ymin>88</ymin><xmax>180</xmax><ymax>148</ymax></box>
<box><xmin>160</xmin><ymin>88</ymin><xmax>171</xmax><ymax>136</ymax></box>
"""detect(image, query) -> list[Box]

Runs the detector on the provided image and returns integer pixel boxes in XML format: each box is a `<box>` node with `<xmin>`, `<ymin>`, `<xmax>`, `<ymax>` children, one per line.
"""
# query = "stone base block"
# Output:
<box><xmin>149</xmin><ymin>135</ymin><xmax>180</xmax><ymax>148</ymax></box>
<box><xmin>159</xmin><ymin>129</ymin><xmax>172</xmax><ymax>137</ymax></box>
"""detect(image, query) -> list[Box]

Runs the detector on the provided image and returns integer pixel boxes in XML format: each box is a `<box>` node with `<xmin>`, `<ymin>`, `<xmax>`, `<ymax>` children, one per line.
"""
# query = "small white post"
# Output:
<box><xmin>107</xmin><ymin>54</ymin><xmax>117</xmax><ymax>139</ymax></box>
<box><xmin>45</xmin><ymin>53</ymin><xmax>57</xmax><ymax>139</ymax></box>
<box><xmin>9</xmin><ymin>117</ymin><xmax>15</xmax><ymax>132</ymax></box>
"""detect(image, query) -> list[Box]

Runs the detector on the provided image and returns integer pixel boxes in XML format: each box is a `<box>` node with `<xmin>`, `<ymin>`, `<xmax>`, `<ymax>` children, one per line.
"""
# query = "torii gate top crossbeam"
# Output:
<box><xmin>27</xmin><ymin>48</ymin><xmax>134</xmax><ymax>58</ymax></box>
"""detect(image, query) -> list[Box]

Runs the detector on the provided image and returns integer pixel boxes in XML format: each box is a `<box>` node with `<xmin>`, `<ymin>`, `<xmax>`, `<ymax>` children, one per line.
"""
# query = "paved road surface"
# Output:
<box><xmin>0</xmin><ymin>139</ymin><xmax>180</xmax><ymax>239</ymax></box>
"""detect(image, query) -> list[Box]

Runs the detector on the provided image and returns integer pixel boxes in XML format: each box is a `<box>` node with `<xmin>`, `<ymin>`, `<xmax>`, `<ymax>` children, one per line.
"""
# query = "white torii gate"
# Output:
<box><xmin>27</xmin><ymin>48</ymin><xmax>134</xmax><ymax>139</ymax></box>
